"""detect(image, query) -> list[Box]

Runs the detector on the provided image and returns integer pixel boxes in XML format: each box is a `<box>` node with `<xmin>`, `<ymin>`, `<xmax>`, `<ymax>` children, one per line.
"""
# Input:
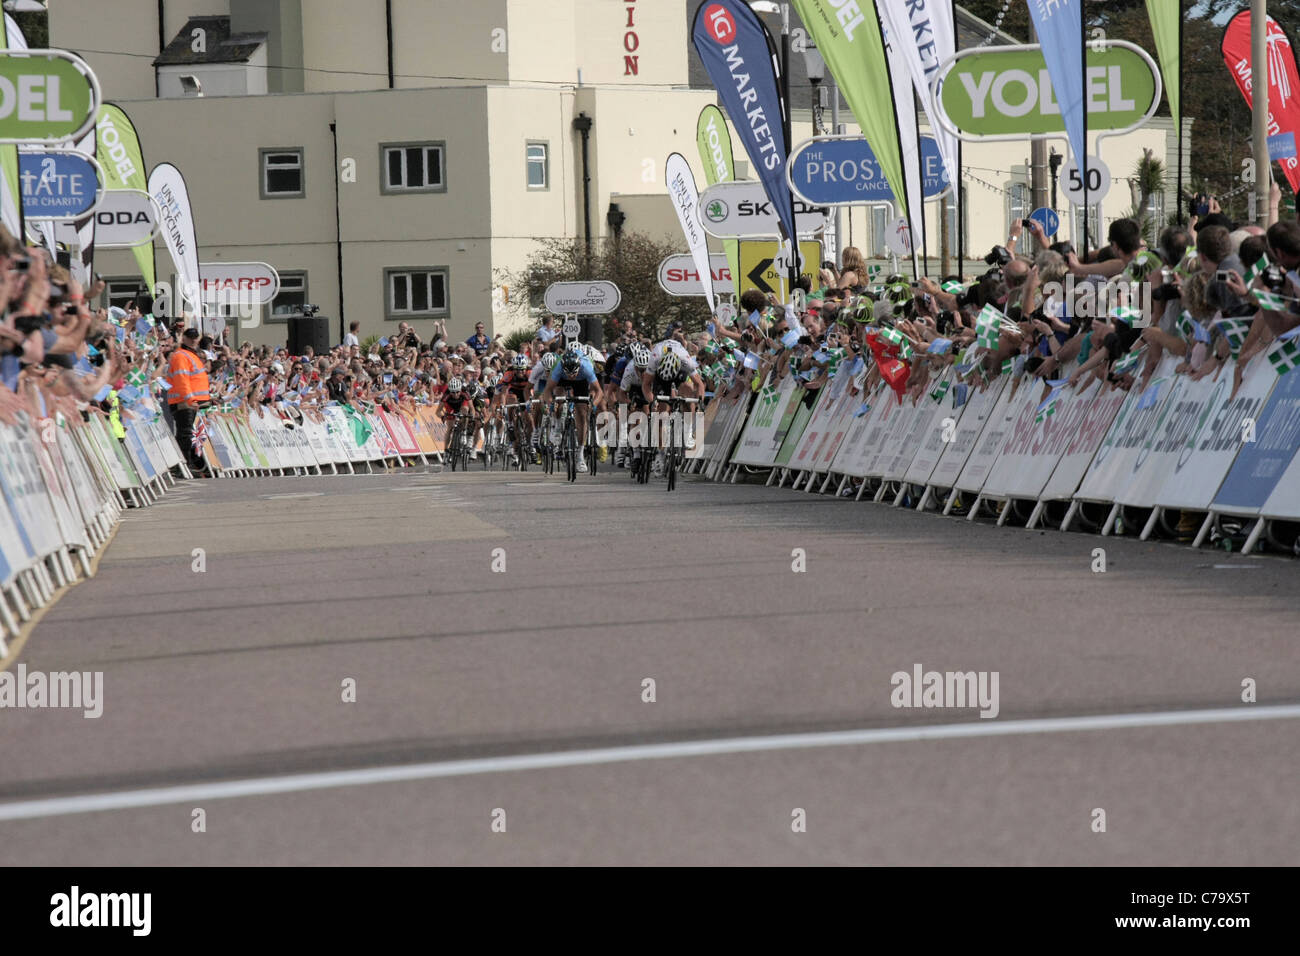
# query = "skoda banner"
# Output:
<box><xmin>691</xmin><ymin>1</ymin><xmax>797</xmax><ymax>250</ymax></box>
<box><xmin>935</xmin><ymin>42</ymin><xmax>1160</xmax><ymax>140</ymax></box>
<box><xmin>698</xmin><ymin>180</ymin><xmax>827</xmax><ymax>239</ymax></box>
<box><xmin>56</xmin><ymin>188</ymin><xmax>161</xmax><ymax>248</ymax></box>
<box><xmin>787</xmin><ymin>136</ymin><xmax>950</xmax><ymax>206</ymax></box>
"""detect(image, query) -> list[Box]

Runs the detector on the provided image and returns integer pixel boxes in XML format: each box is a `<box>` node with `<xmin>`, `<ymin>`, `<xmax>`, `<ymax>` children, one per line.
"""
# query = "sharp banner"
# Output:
<box><xmin>936</xmin><ymin>42</ymin><xmax>1160</xmax><ymax>140</ymax></box>
<box><xmin>788</xmin><ymin>136</ymin><xmax>950</xmax><ymax>206</ymax></box>
<box><xmin>691</xmin><ymin>1</ymin><xmax>798</xmax><ymax>249</ymax></box>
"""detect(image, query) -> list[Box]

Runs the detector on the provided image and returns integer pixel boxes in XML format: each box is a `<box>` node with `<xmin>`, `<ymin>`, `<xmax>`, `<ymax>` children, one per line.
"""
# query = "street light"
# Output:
<box><xmin>803</xmin><ymin>42</ymin><xmax>825</xmax><ymax>134</ymax></box>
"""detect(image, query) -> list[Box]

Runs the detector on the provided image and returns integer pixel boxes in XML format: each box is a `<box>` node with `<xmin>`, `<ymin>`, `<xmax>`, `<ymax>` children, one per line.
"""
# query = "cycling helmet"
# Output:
<box><xmin>482</xmin><ymin>370</ymin><xmax>500</xmax><ymax>387</ymax></box>
<box><xmin>561</xmin><ymin>349</ymin><xmax>583</xmax><ymax>375</ymax></box>
<box><xmin>630</xmin><ymin>343</ymin><xmax>652</xmax><ymax>368</ymax></box>
<box><xmin>541</xmin><ymin>353</ymin><xmax>559</xmax><ymax>371</ymax></box>
<box><xmin>447</xmin><ymin>377</ymin><xmax>463</xmax><ymax>394</ymax></box>
<box><xmin>513</xmin><ymin>353</ymin><xmax>530</xmax><ymax>371</ymax></box>
<box><xmin>658</xmin><ymin>350</ymin><xmax>684</xmax><ymax>381</ymax></box>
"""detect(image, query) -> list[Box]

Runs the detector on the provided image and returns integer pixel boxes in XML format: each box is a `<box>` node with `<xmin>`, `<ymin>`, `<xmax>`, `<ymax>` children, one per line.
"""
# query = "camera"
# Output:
<box><xmin>1151</xmin><ymin>283</ymin><xmax>1180</xmax><ymax>303</ymax></box>
<box><xmin>984</xmin><ymin>245</ymin><xmax>1012</xmax><ymax>267</ymax></box>
<box><xmin>1261</xmin><ymin>264</ymin><xmax>1287</xmax><ymax>292</ymax></box>
<box><xmin>301</xmin><ymin>303</ymin><xmax>319</xmax><ymax>317</ymax></box>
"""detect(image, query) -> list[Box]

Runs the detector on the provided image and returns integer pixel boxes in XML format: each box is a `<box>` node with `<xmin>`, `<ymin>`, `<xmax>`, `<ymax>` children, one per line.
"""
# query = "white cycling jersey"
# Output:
<box><xmin>648</xmin><ymin>339</ymin><xmax>698</xmax><ymax>377</ymax></box>
<box><xmin>529</xmin><ymin>361</ymin><xmax>550</xmax><ymax>388</ymax></box>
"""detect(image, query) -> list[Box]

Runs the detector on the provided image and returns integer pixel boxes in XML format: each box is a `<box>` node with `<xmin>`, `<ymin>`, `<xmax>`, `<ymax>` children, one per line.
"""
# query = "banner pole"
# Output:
<box><xmin>1176</xmin><ymin>0</ymin><xmax>1185</xmax><ymax>224</ymax></box>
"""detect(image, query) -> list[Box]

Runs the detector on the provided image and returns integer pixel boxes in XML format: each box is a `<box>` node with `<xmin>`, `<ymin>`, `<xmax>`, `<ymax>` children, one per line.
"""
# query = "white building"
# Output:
<box><xmin>48</xmin><ymin>0</ymin><xmax>1188</xmax><ymax>347</ymax></box>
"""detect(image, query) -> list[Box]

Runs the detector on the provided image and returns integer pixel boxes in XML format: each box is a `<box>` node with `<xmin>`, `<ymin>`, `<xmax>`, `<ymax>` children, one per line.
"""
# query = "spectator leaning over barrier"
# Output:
<box><xmin>166</xmin><ymin>326</ymin><xmax>211</xmax><ymax>475</ymax></box>
<box><xmin>1064</xmin><ymin>218</ymin><xmax>1144</xmax><ymax>280</ymax></box>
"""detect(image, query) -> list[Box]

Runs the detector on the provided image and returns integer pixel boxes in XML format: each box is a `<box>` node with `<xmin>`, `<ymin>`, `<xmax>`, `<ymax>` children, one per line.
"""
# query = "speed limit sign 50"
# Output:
<box><xmin>1061</xmin><ymin>156</ymin><xmax>1112</xmax><ymax>206</ymax></box>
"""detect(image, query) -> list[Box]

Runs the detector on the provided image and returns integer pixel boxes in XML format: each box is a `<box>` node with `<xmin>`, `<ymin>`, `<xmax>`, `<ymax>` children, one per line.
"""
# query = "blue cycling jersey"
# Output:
<box><xmin>550</xmin><ymin>356</ymin><xmax>597</xmax><ymax>384</ymax></box>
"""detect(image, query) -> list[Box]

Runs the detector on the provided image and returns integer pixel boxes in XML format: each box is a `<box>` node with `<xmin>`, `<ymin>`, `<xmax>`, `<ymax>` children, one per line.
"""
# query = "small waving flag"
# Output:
<box><xmin>976</xmin><ymin>304</ymin><xmax>1004</xmax><ymax>351</ymax></box>
<box><xmin>929</xmin><ymin>380</ymin><xmax>950</xmax><ymax>403</ymax></box>
<box><xmin>1214</xmin><ymin>317</ymin><xmax>1251</xmax><ymax>357</ymax></box>
<box><xmin>1267</xmin><ymin>339</ymin><xmax>1300</xmax><ymax>377</ymax></box>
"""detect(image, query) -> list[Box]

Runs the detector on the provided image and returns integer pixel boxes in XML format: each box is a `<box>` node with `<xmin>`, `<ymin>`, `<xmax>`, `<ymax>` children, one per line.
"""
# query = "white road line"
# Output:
<box><xmin>1</xmin><ymin>704</ymin><xmax>1296</xmax><ymax>822</ymax></box>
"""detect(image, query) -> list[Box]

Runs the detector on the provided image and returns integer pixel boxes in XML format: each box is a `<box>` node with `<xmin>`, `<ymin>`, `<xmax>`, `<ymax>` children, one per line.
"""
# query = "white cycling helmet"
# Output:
<box><xmin>658</xmin><ymin>350</ymin><xmax>684</xmax><ymax>380</ymax></box>
<box><xmin>447</xmin><ymin>377</ymin><xmax>464</xmax><ymax>393</ymax></box>
<box><xmin>541</xmin><ymin>353</ymin><xmax>559</xmax><ymax>371</ymax></box>
<box><xmin>630</xmin><ymin>343</ymin><xmax>652</xmax><ymax>369</ymax></box>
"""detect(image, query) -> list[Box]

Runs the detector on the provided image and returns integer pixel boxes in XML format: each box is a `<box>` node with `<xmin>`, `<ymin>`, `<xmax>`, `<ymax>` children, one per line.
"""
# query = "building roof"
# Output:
<box><xmin>685</xmin><ymin>2</ymin><xmax>1018</xmax><ymax>95</ymax></box>
<box><xmin>154</xmin><ymin>16</ymin><xmax>266</xmax><ymax>67</ymax></box>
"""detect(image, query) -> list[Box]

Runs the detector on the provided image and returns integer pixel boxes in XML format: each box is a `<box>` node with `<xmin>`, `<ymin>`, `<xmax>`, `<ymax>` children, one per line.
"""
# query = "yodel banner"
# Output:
<box><xmin>934</xmin><ymin>41</ymin><xmax>1161</xmax><ymax>141</ymax></box>
<box><xmin>0</xmin><ymin>49</ymin><xmax>100</xmax><ymax>144</ymax></box>
<box><xmin>696</xmin><ymin>103</ymin><xmax>742</xmax><ymax>312</ymax></box>
<box><xmin>97</xmin><ymin>102</ymin><xmax>154</xmax><ymax>292</ymax></box>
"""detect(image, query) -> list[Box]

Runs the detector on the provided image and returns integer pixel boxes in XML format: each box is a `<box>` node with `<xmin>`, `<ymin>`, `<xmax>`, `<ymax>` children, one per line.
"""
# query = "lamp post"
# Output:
<box><xmin>750</xmin><ymin>2</ymin><xmax>798</xmax><ymax>292</ymax></box>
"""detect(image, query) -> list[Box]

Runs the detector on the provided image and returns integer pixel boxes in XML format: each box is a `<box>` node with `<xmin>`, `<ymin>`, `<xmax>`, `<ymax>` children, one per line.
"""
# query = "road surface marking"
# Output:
<box><xmin>1</xmin><ymin>703</ymin><xmax>1296</xmax><ymax>822</ymax></box>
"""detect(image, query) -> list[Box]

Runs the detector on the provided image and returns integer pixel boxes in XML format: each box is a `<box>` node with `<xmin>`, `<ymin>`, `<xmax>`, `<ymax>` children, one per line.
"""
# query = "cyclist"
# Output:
<box><xmin>540</xmin><ymin>342</ymin><xmax>603</xmax><ymax>473</ymax></box>
<box><xmin>641</xmin><ymin>339</ymin><xmax>705</xmax><ymax>407</ymax></box>
<box><xmin>438</xmin><ymin>376</ymin><xmax>480</xmax><ymax>460</ymax></box>
<box><xmin>500</xmin><ymin>352</ymin><xmax>534</xmax><ymax>458</ymax></box>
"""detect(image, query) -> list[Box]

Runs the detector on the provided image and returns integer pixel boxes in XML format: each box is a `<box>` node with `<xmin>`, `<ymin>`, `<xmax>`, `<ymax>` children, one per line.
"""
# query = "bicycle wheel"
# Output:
<box><xmin>666</xmin><ymin>419</ymin><xmax>677</xmax><ymax>492</ymax></box>
<box><xmin>565</xmin><ymin>417</ymin><xmax>577</xmax><ymax>482</ymax></box>
<box><xmin>586</xmin><ymin>413</ymin><xmax>598</xmax><ymax>476</ymax></box>
<box><xmin>449</xmin><ymin>424</ymin><xmax>460</xmax><ymax>471</ymax></box>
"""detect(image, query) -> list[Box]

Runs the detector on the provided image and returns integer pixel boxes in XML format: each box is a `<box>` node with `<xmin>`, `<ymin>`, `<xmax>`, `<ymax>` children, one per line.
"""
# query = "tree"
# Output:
<box><xmin>496</xmin><ymin>232</ymin><xmax>712</xmax><ymax>341</ymax></box>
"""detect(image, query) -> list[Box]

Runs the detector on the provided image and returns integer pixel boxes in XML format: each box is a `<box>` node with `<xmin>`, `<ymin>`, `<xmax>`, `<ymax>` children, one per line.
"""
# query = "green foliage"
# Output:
<box><xmin>496</xmin><ymin>232</ymin><xmax>712</xmax><ymax>341</ymax></box>
<box><xmin>360</xmin><ymin>334</ymin><xmax>381</xmax><ymax>354</ymax></box>
<box><xmin>501</xmin><ymin>326</ymin><xmax>534</xmax><ymax>353</ymax></box>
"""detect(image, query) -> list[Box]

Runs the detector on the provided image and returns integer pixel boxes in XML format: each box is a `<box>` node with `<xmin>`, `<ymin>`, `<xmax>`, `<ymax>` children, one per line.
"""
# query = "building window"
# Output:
<box><xmin>260</xmin><ymin>148</ymin><xmax>304</xmax><ymax>198</ymax></box>
<box><xmin>269</xmin><ymin>271</ymin><xmax>308</xmax><ymax>321</ymax></box>
<box><xmin>103</xmin><ymin>279</ymin><xmax>145</xmax><ymax>313</ymax></box>
<box><xmin>1144</xmin><ymin>190</ymin><xmax>1166</xmax><ymax>235</ymax></box>
<box><xmin>1072</xmin><ymin>204</ymin><xmax>1102</xmax><ymax>248</ymax></box>
<box><xmin>869</xmin><ymin>205</ymin><xmax>889</xmax><ymax>258</ymax></box>
<box><xmin>385</xmin><ymin>267</ymin><xmax>449</xmax><ymax>319</ymax></box>
<box><xmin>381</xmin><ymin>142</ymin><xmax>446</xmax><ymax>194</ymax></box>
<box><xmin>1006</xmin><ymin>182</ymin><xmax>1029</xmax><ymax>226</ymax></box>
<box><xmin>526</xmin><ymin>142</ymin><xmax>548</xmax><ymax>189</ymax></box>
<box><xmin>943</xmin><ymin>185</ymin><xmax>971</xmax><ymax>265</ymax></box>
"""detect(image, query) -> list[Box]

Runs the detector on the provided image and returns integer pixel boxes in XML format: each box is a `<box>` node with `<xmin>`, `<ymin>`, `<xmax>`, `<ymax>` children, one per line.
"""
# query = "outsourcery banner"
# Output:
<box><xmin>148</xmin><ymin>162</ymin><xmax>204</xmax><ymax>325</ymax></box>
<box><xmin>935</xmin><ymin>42</ymin><xmax>1160</xmax><ymax>140</ymax></box>
<box><xmin>18</xmin><ymin>149</ymin><xmax>103</xmax><ymax>219</ymax></box>
<box><xmin>665</xmin><ymin>151</ymin><xmax>716</xmax><ymax>314</ymax></box>
<box><xmin>1221</xmin><ymin>11</ymin><xmax>1300</xmax><ymax>195</ymax></box>
<box><xmin>691</xmin><ymin>1</ymin><xmax>798</xmax><ymax>249</ymax></box>
<box><xmin>97</xmin><ymin>103</ymin><xmax>154</xmax><ymax>293</ymax></box>
<box><xmin>543</xmin><ymin>280</ymin><xmax>621</xmax><ymax>314</ymax></box>
<box><xmin>699</xmin><ymin>180</ymin><xmax>828</xmax><ymax>238</ymax></box>
<box><xmin>696</xmin><ymin>103</ymin><xmax>742</xmax><ymax>309</ymax></box>
<box><xmin>657</xmin><ymin>252</ymin><xmax>733</xmax><ymax>297</ymax></box>
<box><xmin>787</xmin><ymin>135</ymin><xmax>949</xmax><ymax>206</ymax></box>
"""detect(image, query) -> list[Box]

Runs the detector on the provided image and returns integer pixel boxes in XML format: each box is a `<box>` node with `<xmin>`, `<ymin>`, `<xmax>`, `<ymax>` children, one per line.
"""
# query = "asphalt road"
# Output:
<box><xmin>1</xmin><ymin>463</ymin><xmax>1297</xmax><ymax>865</ymax></box>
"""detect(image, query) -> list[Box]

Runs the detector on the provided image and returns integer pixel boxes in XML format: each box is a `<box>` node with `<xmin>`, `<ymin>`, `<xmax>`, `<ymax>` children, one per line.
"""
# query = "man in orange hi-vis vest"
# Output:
<box><xmin>167</xmin><ymin>327</ymin><xmax>211</xmax><ymax>474</ymax></box>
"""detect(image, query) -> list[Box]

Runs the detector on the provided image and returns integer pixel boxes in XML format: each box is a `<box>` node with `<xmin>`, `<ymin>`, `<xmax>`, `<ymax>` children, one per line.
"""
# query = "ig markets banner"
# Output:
<box><xmin>691</xmin><ymin>1</ymin><xmax>797</xmax><ymax>249</ymax></box>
